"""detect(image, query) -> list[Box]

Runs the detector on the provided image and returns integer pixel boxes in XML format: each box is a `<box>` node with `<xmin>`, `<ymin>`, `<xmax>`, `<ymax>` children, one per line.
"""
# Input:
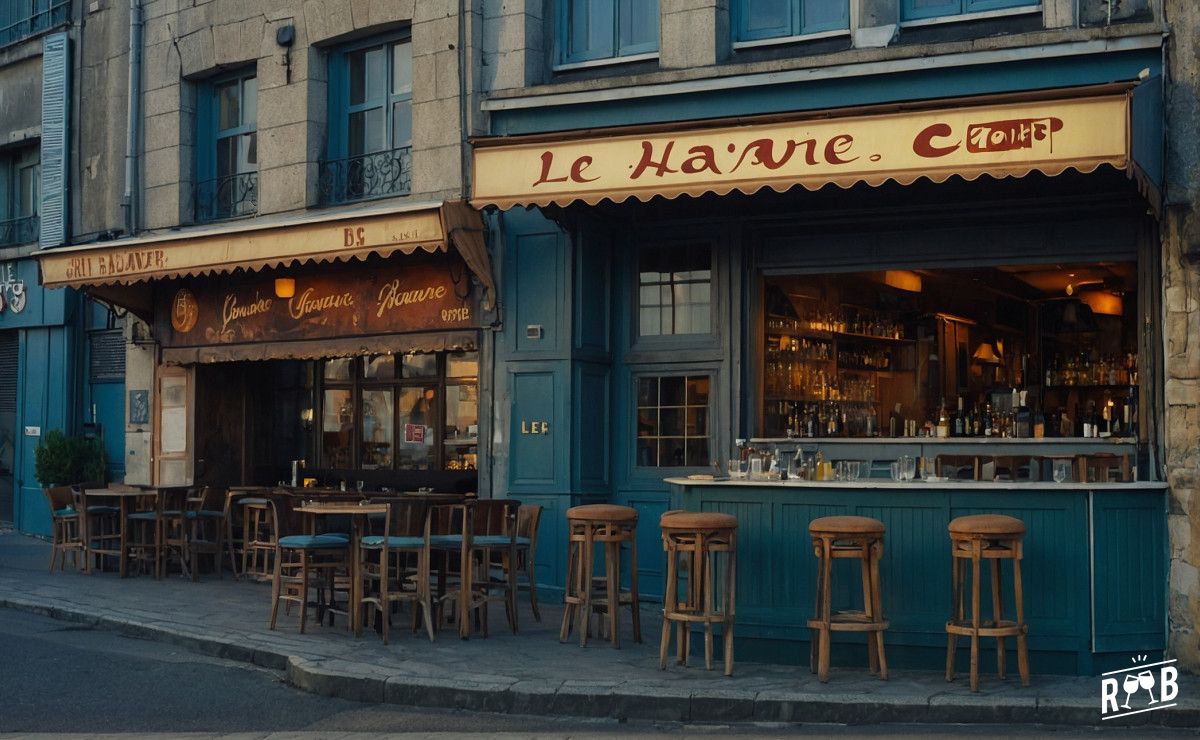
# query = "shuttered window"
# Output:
<box><xmin>89</xmin><ymin>329</ymin><xmax>125</xmax><ymax>383</ymax></box>
<box><xmin>39</xmin><ymin>31</ymin><xmax>70</xmax><ymax>247</ymax></box>
<box><xmin>0</xmin><ymin>331</ymin><xmax>16</xmax><ymax>413</ymax></box>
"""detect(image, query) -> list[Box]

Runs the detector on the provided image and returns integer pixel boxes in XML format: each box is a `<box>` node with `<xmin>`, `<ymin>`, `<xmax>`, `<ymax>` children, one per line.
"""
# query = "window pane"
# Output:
<box><xmin>637</xmin><ymin>377</ymin><xmax>658</xmax><ymax>406</ymax></box>
<box><xmin>637</xmin><ymin>245</ymin><xmax>712</xmax><ymax>336</ymax></box>
<box><xmin>349</xmin><ymin>107</ymin><xmax>385</xmax><ymax>156</ymax></box>
<box><xmin>636</xmin><ymin>373</ymin><xmax>710</xmax><ymax>469</ymax></box>
<box><xmin>239</xmin><ymin>132</ymin><xmax>257</xmax><ymax>170</ymax></box>
<box><xmin>660</xmin><ymin>407</ymin><xmax>684</xmax><ymax>436</ymax></box>
<box><xmin>361</xmin><ymin>389</ymin><xmax>394</xmax><ymax>469</ymax></box>
<box><xmin>321</xmin><ymin>389</ymin><xmax>354</xmax><ymax>468</ymax></box>
<box><xmin>617</xmin><ymin>0</ymin><xmax>658</xmax><ymax>52</ymax></box>
<box><xmin>804</xmin><ymin>0</ymin><xmax>848</xmax><ymax>31</ymax></box>
<box><xmin>685</xmin><ymin>438</ymin><xmax>710</xmax><ymax>467</ymax></box>
<box><xmin>324</xmin><ymin>357</ymin><xmax>353</xmax><ymax>381</ymax></box>
<box><xmin>744</xmin><ymin>0</ymin><xmax>791</xmax><ymax>36</ymax></box>
<box><xmin>349</xmin><ymin>46</ymin><xmax>386</xmax><ymax>105</ymax></box>
<box><xmin>17</xmin><ymin>164</ymin><xmax>38</xmax><ymax>216</ymax></box>
<box><xmin>391</xmin><ymin>99</ymin><xmax>412</xmax><ymax>148</ymax></box>
<box><xmin>639</xmin><ymin>307</ymin><xmax>662</xmax><ymax>337</ymax></box>
<box><xmin>447</xmin><ymin>352</ymin><xmax>478</xmax><ymax>378</ymax></box>
<box><xmin>402</xmin><ymin>353</ymin><xmax>437</xmax><ymax>378</ymax></box>
<box><xmin>637</xmin><ymin>438</ymin><xmax>657</xmax><ymax>466</ymax></box>
<box><xmin>660</xmin><ymin>376</ymin><xmax>685</xmax><ymax>406</ymax></box>
<box><xmin>397</xmin><ymin>386</ymin><xmax>436</xmax><ymax>470</ymax></box>
<box><xmin>568</xmin><ymin>0</ymin><xmax>616</xmax><ymax>60</ymax></box>
<box><xmin>216</xmin><ymin>136</ymin><xmax>237</xmax><ymax>180</ymax></box>
<box><xmin>637</xmin><ymin>408</ymin><xmax>658</xmax><ymax>437</ymax></box>
<box><xmin>362</xmin><ymin>354</ymin><xmax>395</xmax><ymax>379</ymax></box>
<box><xmin>658</xmin><ymin>438</ymin><xmax>685</xmax><ymax>467</ymax></box>
<box><xmin>391</xmin><ymin>42</ymin><xmax>412</xmax><ymax>94</ymax></box>
<box><xmin>241</xmin><ymin>75</ymin><xmax>257</xmax><ymax>127</ymax></box>
<box><xmin>687</xmin><ymin>375</ymin><xmax>710</xmax><ymax>405</ymax></box>
<box><xmin>444</xmin><ymin>383</ymin><xmax>479</xmax><ymax>471</ymax></box>
<box><xmin>216</xmin><ymin>80</ymin><xmax>239</xmax><ymax>131</ymax></box>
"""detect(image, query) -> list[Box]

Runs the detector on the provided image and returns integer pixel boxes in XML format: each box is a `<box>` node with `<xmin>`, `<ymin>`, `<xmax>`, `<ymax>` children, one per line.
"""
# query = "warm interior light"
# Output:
<box><xmin>274</xmin><ymin>278</ymin><xmax>296</xmax><ymax>298</ymax></box>
<box><xmin>883</xmin><ymin>270</ymin><xmax>923</xmax><ymax>293</ymax></box>
<box><xmin>1080</xmin><ymin>291</ymin><xmax>1123</xmax><ymax>316</ymax></box>
<box><xmin>1065</xmin><ymin>282</ymin><xmax>1075</xmax><ymax>296</ymax></box>
<box><xmin>972</xmin><ymin>342</ymin><xmax>1002</xmax><ymax>365</ymax></box>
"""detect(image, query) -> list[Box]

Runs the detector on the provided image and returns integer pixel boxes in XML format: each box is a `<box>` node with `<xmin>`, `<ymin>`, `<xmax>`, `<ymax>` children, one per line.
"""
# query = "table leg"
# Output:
<box><xmin>119</xmin><ymin>497</ymin><xmax>129</xmax><ymax>578</ymax></box>
<box><xmin>81</xmin><ymin>491</ymin><xmax>91</xmax><ymax>575</ymax></box>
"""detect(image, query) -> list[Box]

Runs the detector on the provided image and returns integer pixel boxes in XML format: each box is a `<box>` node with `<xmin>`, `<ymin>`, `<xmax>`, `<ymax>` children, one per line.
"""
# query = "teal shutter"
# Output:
<box><xmin>40</xmin><ymin>31</ymin><xmax>70</xmax><ymax>248</ymax></box>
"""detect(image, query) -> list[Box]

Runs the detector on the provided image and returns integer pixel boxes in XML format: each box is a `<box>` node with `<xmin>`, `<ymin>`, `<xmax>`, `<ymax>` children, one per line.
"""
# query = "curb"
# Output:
<box><xmin>2</xmin><ymin>596</ymin><xmax>1195</xmax><ymax>729</ymax></box>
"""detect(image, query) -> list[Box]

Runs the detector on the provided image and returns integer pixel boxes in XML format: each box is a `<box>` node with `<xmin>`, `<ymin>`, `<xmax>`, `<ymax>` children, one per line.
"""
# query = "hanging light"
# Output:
<box><xmin>274</xmin><ymin>277</ymin><xmax>296</xmax><ymax>298</ymax></box>
<box><xmin>972</xmin><ymin>342</ymin><xmax>1002</xmax><ymax>365</ymax></box>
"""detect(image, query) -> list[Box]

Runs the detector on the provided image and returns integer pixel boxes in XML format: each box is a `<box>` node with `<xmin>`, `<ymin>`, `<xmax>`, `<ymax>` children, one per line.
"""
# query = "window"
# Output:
<box><xmin>0</xmin><ymin>0</ymin><xmax>69</xmax><ymax>48</ymax></box>
<box><xmin>318</xmin><ymin>352</ymin><xmax>478</xmax><ymax>472</ymax></box>
<box><xmin>196</xmin><ymin>71</ymin><xmax>257</xmax><ymax>221</ymax></box>
<box><xmin>636</xmin><ymin>375</ymin><xmax>711</xmax><ymax>467</ymax></box>
<box><xmin>322</xmin><ymin>35</ymin><xmax>412</xmax><ymax>204</ymax></box>
<box><xmin>88</xmin><ymin>329</ymin><xmax>126</xmax><ymax>383</ymax></box>
<box><xmin>559</xmin><ymin>0</ymin><xmax>659</xmax><ymax>66</ymax></box>
<box><xmin>734</xmin><ymin>0</ymin><xmax>849</xmax><ymax>43</ymax></box>
<box><xmin>901</xmin><ymin>0</ymin><xmax>1039</xmax><ymax>23</ymax></box>
<box><xmin>0</xmin><ymin>145</ymin><xmax>39</xmax><ymax>247</ymax></box>
<box><xmin>638</xmin><ymin>245</ymin><xmax>712</xmax><ymax>337</ymax></box>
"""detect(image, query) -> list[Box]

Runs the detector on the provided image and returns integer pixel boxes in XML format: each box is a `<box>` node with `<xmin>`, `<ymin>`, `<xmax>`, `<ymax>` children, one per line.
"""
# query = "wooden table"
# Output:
<box><xmin>295</xmin><ymin>502</ymin><xmax>387</xmax><ymax>635</ymax></box>
<box><xmin>79</xmin><ymin>487</ymin><xmax>157</xmax><ymax>578</ymax></box>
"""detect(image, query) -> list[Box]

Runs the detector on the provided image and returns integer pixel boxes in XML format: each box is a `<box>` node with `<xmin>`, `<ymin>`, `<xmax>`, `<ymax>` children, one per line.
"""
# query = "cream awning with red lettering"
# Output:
<box><xmin>471</xmin><ymin>89</ymin><xmax>1133</xmax><ymax>210</ymax></box>
<box><xmin>37</xmin><ymin>200</ymin><xmax>496</xmax><ymax>313</ymax></box>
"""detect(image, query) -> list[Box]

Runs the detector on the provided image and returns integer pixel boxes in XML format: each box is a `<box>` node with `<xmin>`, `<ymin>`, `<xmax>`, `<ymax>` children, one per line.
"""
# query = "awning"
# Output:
<box><xmin>471</xmin><ymin>85</ymin><xmax>1144</xmax><ymax>210</ymax></box>
<box><xmin>37</xmin><ymin>200</ymin><xmax>496</xmax><ymax>312</ymax></box>
<box><xmin>161</xmin><ymin>330</ymin><xmax>479</xmax><ymax>365</ymax></box>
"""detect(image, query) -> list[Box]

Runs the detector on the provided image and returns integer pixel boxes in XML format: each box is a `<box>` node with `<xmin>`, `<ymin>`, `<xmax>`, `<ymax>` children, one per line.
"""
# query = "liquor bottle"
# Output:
<box><xmin>983</xmin><ymin>403</ymin><xmax>994</xmax><ymax>437</ymax></box>
<box><xmin>953</xmin><ymin>397</ymin><xmax>965</xmax><ymax>437</ymax></box>
<box><xmin>1015</xmin><ymin>390</ymin><xmax>1031</xmax><ymax>438</ymax></box>
<box><xmin>889</xmin><ymin>403</ymin><xmax>901</xmax><ymax>437</ymax></box>
<box><xmin>1082</xmin><ymin>401</ymin><xmax>1095</xmax><ymax>438</ymax></box>
<box><xmin>936</xmin><ymin>398</ymin><xmax>950</xmax><ymax>439</ymax></box>
<box><xmin>1033</xmin><ymin>402</ymin><xmax>1046</xmax><ymax>439</ymax></box>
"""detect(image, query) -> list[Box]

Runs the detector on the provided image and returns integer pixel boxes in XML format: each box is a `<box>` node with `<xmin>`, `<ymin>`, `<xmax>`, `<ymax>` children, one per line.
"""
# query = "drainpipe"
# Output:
<box><xmin>122</xmin><ymin>0</ymin><xmax>142</xmax><ymax>236</ymax></box>
<box><xmin>457</xmin><ymin>0</ymin><xmax>470</xmax><ymax>199</ymax></box>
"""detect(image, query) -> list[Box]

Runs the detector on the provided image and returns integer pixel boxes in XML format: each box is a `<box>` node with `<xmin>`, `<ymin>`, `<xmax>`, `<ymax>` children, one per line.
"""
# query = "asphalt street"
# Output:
<box><xmin>0</xmin><ymin>608</ymin><xmax>1193</xmax><ymax>738</ymax></box>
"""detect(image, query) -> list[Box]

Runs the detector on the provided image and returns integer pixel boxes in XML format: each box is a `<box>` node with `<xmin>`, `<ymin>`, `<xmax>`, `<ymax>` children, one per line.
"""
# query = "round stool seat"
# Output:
<box><xmin>809</xmin><ymin>515</ymin><xmax>885</xmax><ymax>536</ymax></box>
<box><xmin>948</xmin><ymin>514</ymin><xmax>1025</xmax><ymax>537</ymax></box>
<box><xmin>660</xmin><ymin>511</ymin><xmax>738</xmax><ymax>530</ymax></box>
<box><xmin>566</xmin><ymin>504</ymin><xmax>637</xmax><ymax>522</ymax></box>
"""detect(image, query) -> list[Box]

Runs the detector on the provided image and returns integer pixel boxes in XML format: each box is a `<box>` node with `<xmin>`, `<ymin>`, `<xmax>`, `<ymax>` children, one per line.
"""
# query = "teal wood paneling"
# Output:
<box><xmin>507</xmin><ymin>365</ymin><xmax>569</xmax><ymax>492</ymax></box>
<box><xmin>613</xmin><ymin>489</ymin><xmax>671</xmax><ymax>599</ymax></box>
<box><xmin>1092</xmin><ymin>491</ymin><xmax>1167</xmax><ymax>652</ymax></box>
<box><xmin>490</xmin><ymin>49</ymin><xmax>1161</xmax><ymax>136</ymax></box>
<box><xmin>573</xmin><ymin>230</ymin><xmax>611</xmax><ymax>356</ymax></box>
<box><xmin>572</xmin><ymin>362</ymin><xmax>611</xmax><ymax>491</ymax></box>
<box><xmin>671</xmin><ymin>483</ymin><xmax>1154</xmax><ymax>674</ymax></box>
<box><xmin>499</xmin><ymin>209</ymin><xmax>570</xmax><ymax>360</ymax></box>
<box><xmin>90</xmin><ymin>381</ymin><xmax>125</xmax><ymax>480</ymax></box>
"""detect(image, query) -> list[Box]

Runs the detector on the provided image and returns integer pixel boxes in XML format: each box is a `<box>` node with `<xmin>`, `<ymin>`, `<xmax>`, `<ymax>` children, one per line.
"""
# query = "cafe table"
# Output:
<box><xmin>79</xmin><ymin>486</ymin><xmax>158</xmax><ymax>578</ymax></box>
<box><xmin>294</xmin><ymin>501</ymin><xmax>388</xmax><ymax>635</ymax></box>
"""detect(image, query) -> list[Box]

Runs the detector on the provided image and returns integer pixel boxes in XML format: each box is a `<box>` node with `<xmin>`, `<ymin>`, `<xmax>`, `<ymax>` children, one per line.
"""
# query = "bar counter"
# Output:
<box><xmin>665</xmin><ymin>476</ymin><xmax>1167</xmax><ymax>675</ymax></box>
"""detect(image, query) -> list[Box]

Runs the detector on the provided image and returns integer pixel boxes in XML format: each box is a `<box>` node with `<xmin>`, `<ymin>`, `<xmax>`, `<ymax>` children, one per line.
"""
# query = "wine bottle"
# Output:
<box><xmin>1015</xmin><ymin>390</ymin><xmax>1031</xmax><ymax>438</ymax></box>
<box><xmin>953</xmin><ymin>396</ymin><xmax>965</xmax><ymax>437</ymax></box>
<box><xmin>936</xmin><ymin>398</ymin><xmax>950</xmax><ymax>439</ymax></box>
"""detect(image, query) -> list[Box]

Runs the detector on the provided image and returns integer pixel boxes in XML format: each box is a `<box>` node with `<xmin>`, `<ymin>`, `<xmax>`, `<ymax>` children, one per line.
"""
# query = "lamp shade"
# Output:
<box><xmin>274</xmin><ymin>278</ymin><xmax>296</xmax><ymax>299</ymax></box>
<box><xmin>972</xmin><ymin>342</ymin><xmax>1002</xmax><ymax>365</ymax></box>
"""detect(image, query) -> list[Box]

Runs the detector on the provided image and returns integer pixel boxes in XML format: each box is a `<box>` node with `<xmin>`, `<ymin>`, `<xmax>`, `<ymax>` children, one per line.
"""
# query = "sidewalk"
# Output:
<box><xmin>0</xmin><ymin>532</ymin><xmax>1194</xmax><ymax>729</ymax></box>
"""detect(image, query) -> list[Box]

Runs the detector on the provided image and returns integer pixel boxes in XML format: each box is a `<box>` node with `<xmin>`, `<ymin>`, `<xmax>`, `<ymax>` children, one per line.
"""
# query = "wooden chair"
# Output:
<box><xmin>126</xmin><ymin>487</ymin><xmax>189</xmax><ymax>579</ymax></box>
<box><xmin>1074</xmin><ymin>454</ymin><xmax>1132</xmax><ymax>483</ymax></box>
<box><xmin>466</xmin><ymin>499</ymin><xmax>521</xmax><ymax>637</ymax></box>
<box><xmin>239</xmin><ymin>496</ymin><xmax>277</xmax><ymax>581</ymax></box>
<box><xmin>514</xmin><ymin>504</ymin><xmax>543</xmax><ymax>622</ymax></box>
<box><xmin>268</xmin><ymin>495</ymin><xmax>351</xmax><ymax>634</ymax></box>
<box><xmin>184</xmin><ymin>486</ymin><xmax>227</xmax><ymax>579</ymax></box>
<box><xmin>72</xmin><ymin>483</ymin><xmax>120</xmax><ymax>572</ymax></box>
<box><xmin>43</xmin><ymin>486</ymin><xmax>84</xmax><ymax>572</ymax></box>
<box><xmin>937</xmin><ymin>455</ymin><xmax>980</xmax><ymax>481</ymax></box>
<box><xmin>359</xmin><ymin>499</ymin><xmax>434</xmax><ymax>643</ymax></box>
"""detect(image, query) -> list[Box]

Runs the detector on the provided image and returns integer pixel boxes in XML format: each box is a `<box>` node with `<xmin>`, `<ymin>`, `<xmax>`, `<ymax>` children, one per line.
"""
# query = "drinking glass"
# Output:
<box><xmin>1052</xmin><ymin>460</ymin><xmax>1070</xmax><ymax>484</ymax></box>
<box><xmin>847</xmin><ymin>461</ymin><xmax>861</xmax><ymax>481</ymax></box>
<box><xmin>901</xmin><ymin>455</ymin><xmax>916</xmax><ymax>481</ymax></box>
<box><xmin>355</xmin><ymin>480</ymin><xmax>365</xmax><ymax>493</ymax></box>
<box><xmin>921</xmin><ymin>456</ymin><xmax>937</xmax><ymax>481</ymax></box>
<box><xmin>749</xmin><ymin>456</ymin><xmax>764</xmax><ymax>480</ymax></box>
<box><xmin>728</xmin><ymin>458</ymin><xmax>744</xmax><ymax>479</ymax></box>
<box><xmin>890</xmin><ymin>461</ymin><xmax>902</xmax><ymax>481</ymax></box>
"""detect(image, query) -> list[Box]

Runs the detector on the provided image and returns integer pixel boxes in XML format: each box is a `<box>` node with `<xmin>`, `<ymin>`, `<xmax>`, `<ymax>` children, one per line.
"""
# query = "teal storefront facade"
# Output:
<box><xmin>478</xmin><ymin>43</ymin><xmax>1168</xmax><ymax>674</ymax></box>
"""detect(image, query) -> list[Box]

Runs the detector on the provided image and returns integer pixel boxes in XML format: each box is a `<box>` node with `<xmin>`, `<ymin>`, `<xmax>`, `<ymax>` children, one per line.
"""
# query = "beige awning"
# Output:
<box><xmin>472</xmin><ymin>87</ymin><xmax>1133</xmax><ymax>210</ymax></box>
<box><xmin>161</xmin><ymin>330</ymin><xmax>479</xmax><ymax>365</ymax></box>
<box><xmin>38</xmin><ymin>200</ymin><xmax>496</xmax><ymax>310</ymax></box>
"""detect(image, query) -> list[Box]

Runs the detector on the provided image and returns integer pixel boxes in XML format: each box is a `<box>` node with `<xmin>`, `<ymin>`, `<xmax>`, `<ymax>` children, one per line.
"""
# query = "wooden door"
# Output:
<box><xmin>154</xmin><ymin>365</ymin><xmax>193</xmax><ymax>486</ymax></box>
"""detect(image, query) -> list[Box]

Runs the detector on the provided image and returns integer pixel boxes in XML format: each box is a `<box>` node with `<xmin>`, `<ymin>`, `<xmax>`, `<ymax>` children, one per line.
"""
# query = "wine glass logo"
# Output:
<box><xmin>1138</xmin><ymin>669</ymin><xmax>1158</xmax><ymax>705</ymax></box>
<box><xmin>1120</xmin><ymin>673</ymin><xmax>1140</xmax><ymax>709</ymax></box>
<box><xmin>1102</xmin><ymin>654</ymin><xmax>1180</xmax><ymax>720</ymax></box>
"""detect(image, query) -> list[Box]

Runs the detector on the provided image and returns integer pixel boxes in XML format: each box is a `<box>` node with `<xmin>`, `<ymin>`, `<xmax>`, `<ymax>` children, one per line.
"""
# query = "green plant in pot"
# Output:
<box><xmin>35</xmin><ymin>430</ymin><xmax>107</xmax><ymax>488</ymax></box>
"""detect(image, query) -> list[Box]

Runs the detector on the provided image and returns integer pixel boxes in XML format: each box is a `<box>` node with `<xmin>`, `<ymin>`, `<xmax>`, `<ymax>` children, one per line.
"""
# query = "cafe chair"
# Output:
<box><xmin>127</xmin><ymin>487</ymin><xmax>189</xmax><ymax>579</ymax></box>
<box><xmin>514</xmin><ymin>504</ymin><xmax>543</xmax><ymax>622</ymax></box>
<box><xmin>184</xmin><ymin>486</ymin><xmax>227</xmax><ymax>579</ymax></box>
<box><xmin>465</xmin><ymin>499</ymin><xmax>522</xmax><ymax>637</ymax></box>
<box><xmin>1074</xmin><ymin>453</ymin><xmax>1131</xmax><ymax>483</ymax></box>
<box><xmin>359</xmin><ymin>500</ymin><xmax>435</xmax><ymax>643</ymax></box>
<box><xmin>239</xmin><ymin>496</ymin><xmax>278</xmax><ymax>581</ymax></box>
<box><xmin>72</xmin><ymin>483</ymin><xmax>120</xmax><ymax>572</ymax></box>
<box><xmin>43</xmin><ymin>486</ymin><xmax>84</xmax><ymax>572</ymax></box>
<box><xmin>267</xmin><ymin>497</ymin><xmax>351</xmax><ymax>634</ymax></box>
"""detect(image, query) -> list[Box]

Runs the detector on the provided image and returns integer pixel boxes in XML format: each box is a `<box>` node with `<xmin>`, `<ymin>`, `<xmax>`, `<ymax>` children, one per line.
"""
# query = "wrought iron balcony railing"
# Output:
<box><xmin>0</xmin><ymin>215</ymin><xmax>38</xmax><ymax>247</ymax></box>
<box><xmin>318</xmin><ymin>146</ymin><xmax>412</xmax><ymax>206</ymax></box>
<box><xmin>194</xmin><ymin>171</ymin><xmax>258</xmax><ymax>223</ymax></box>
<box><xmin>0</xmin><ymin>0</ymin><xmax>70</xmax><ymax>48</ymax></box>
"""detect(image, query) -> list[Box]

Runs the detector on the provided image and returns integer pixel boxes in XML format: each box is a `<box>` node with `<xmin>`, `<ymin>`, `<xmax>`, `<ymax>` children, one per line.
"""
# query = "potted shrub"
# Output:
<box><xmin>35</xmin><ymin>430</ymin><xmax>107</xmax><ymax>487</ymax></box>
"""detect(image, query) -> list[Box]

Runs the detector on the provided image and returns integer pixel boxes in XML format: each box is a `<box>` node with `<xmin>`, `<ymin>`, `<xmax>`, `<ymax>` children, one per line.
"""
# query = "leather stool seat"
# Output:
<box><xmin>660</xmin><ymin>511</ymin><xmax>738</xmax><ymax>530</ymax></box>
<box><xmin>566</xmin><ymin>504</ymin><xmax>637</xmax><ymax>522</ymax></box>
<box><xmin>948</xmin><ymin>514</ymin><xmax>1026</xmax><ymax>536</ymax></box>
<box><xmin>809</xmin><ymin>515</ymin><xmax>886</xmax><ymax>535</ymax></box>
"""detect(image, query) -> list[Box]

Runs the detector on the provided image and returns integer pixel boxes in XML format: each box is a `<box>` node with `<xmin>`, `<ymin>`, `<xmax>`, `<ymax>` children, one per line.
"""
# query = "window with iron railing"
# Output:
<box><xmin>195</xmin><ymin>70</ymin><xmax>258</xmax><ymax>222</ymax></box>
<box><xmin>0</xmin><ymin>0</ymin><xmax>69</xmax><ymax>48</ymax></box>
<box><xmin>0</xmin><ymin>145</ymin><xmax>39</xmax><ymax>248</ymax></box>
<box><xmin>321</xmin><ymin>34</ymin><xmax>412</xmax><ymax>205</ymax></box>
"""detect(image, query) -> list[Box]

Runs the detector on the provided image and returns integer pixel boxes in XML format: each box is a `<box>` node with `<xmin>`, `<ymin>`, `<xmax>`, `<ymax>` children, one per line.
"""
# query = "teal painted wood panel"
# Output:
<box><xmin>857</xmin><ymin>501</ymin><xmax>951</xmax><ymax>638</ymax></box>
<box><xmin>1092</xmin><ymin>492</ymin><xmax>1167</xmax><ymax>652</ymax></box>
<box><xmin>572</xmin><ymin>362</ymin><xmax>611</xmax><ymax>491</ymax></box>
<box><xmin>508</xmin><ymin>368</ymin><xmax>564</xmax><ymax>491</ymax></box>
<box><xmin>615</xmin><ymin>490</ymin><xmax>671</xmax><ymax>599</ymax></box>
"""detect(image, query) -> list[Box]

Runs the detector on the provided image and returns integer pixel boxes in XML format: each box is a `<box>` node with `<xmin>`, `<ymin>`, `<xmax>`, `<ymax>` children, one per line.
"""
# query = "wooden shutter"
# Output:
<box><xmin>154</xmin><ymin>366</ymin><xmax>193</xmax><ymax>486</ymax></box>
<box><xmin>0</xmin><ymin>331</ymin><xmax>17</xmax><ymax>414</ymax></box>
<box><xmin>40</xmin><ymin>31</ymin><xmax>70</xmax><ymax>247</ymax></box>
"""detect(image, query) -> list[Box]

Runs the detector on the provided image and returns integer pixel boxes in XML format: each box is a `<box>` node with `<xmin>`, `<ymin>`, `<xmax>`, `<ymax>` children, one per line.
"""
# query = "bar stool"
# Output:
<box><xmin>945</xmin><ymin>514</ymin><xmax>1029</xmax><ymax>692</ymax></box>
<box><xmin>559</xmin><ymin>504</ymin><xmax>641</xmax><ymax>648</ymax></box>
<box><xmin>658</xmin><ymin>510</ymin><xmax>738</xmax><ymax>676</ymax></box>
<box><xmin>807</xmin><ymin>515</ymin><xmax>889</xmax><ymax>683</ymax></box>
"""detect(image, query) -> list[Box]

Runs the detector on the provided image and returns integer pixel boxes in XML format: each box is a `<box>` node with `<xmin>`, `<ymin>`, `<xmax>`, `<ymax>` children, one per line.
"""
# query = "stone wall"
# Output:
<box><xmin>1163</xmin><ymin>0</ymin><xmax>1200</xmax><ymax>673</ymax></box>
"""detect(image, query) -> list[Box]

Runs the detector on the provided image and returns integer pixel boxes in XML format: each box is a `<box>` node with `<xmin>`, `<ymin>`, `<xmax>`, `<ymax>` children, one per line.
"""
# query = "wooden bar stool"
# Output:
<box><xmin>945</xmin><ymin>514</ymin><xmax>1029</xmax><ymax>692</ymax></box>
<box><xmin>658</xmin><ymin>510</ymin><xmax>738</xmax><ymax>676</ymax></box>
<box><xmin>807</xmin><ymin>515</ymin><xmax>888</xmax><ymax>683</ymax></box>
<box><xmin>559</xmin><ymin>504</ymin><xmax>641</xmax><ymax>648</ymax></box>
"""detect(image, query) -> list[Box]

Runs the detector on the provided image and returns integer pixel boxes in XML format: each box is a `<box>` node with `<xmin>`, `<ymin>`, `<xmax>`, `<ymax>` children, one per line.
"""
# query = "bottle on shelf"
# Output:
<box><xmin>953</xmin><ymin>396</ymin><xmax>965</xmax><ymax>437</ymax></box>
<box><xmin>936</xmin><ymin>398</ymin><xmax>950</xmax><ymax>439</ymax></box>
<box><xmin>1015</xmin><ymin>390</ymin><xmax>1031</xmax><ymax>438</ymax></box>
<box><xmin>983</xmin><ymin>402</ymin><xmax>994</xmax><ymax>437</ymax></box>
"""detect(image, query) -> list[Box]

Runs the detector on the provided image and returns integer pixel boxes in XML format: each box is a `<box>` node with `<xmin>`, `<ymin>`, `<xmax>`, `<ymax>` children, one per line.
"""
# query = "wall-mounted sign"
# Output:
<box><xmin>520</xmin><ymin>421</ymin><xmax>550</xmax><ymax>435</ymax></box>
<box><xmin>128</xmin><ymin>390</ymin><xmax>150</xmax><ymax>425</ymax></box>
<box><xmin>472</xmin><ymin>94</ymin><xmax>1131</xmax><ymax>209</ymax></box>
<box><xmin>0</xmin><ymin>262</ymin><xmax>27</xmax><ymax>314</ymax></box>
<box><xmin>154</xmin><ymin>255</ymin><xmax>479</xmax><ymax>349</ymax></box>
<box><xmin>23</xmin><ymin>426</ymin><xmax>40</xmax><ymax>437</ymax></box>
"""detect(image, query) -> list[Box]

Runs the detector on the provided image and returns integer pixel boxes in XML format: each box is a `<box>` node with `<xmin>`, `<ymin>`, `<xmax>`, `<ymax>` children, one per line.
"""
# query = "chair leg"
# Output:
<box><xmin>628</xmin><ymin>535</ymin><xmax>642</xmax><ymax>644</ymax></box>
<box><xmin>269</xmin><ymin>549</ymin><xmax>283</xmax><ymax>630</ymax></box>
<box><xmin>992</xmin><ymin>558</ymin><xmax>1005</xmax><ymax>680</ymax></box>
<box><xmin>578</xmin><ymin>529</ymin><xmax>593</xmax><ymax>648</ymax></box>
<box><xmin>871</xmin><ymin>544</ymin><xmax>888</xmax><ymax>681</ymax></box>
<box><xmin>1014</xmin><ymin>555</ymin><xmax>1030</xmax><ymax>688</ymax></box>
<box><xmin>818</xmin><ymin>537</ymin><xmax>832</xmax><ymax>683</ymax></box>
<box><xmin>970</xmin><ymin>547</ymin><xmax>982</xmax><ymax>693</ymax></box>
<box><xmin>559</xmin><ymin>539</ymin><xmax>578</xmax><ymax>642</ymax></box>
<box><xmin>606</xmin><ymin>540</ymin><xmax>620</xmax><ymax>649</ymax></box>
<box><xmin>299</xmin><ymin>554</ymin><xmax>310</xmax><ymax>634</ymax></box>
<box><xmin>659</xmin><ymin>547</ymin><xmax>676</xmax><ymax>671</ymax></box>
<box><xmin>946</xmin><ymin>556</ymin><xmax>960</xmax><ymax>682</ymax></box>
<box><xmin>861</xmin><ymin>543</ymin><xmax>879</xmax><ymax>675</ymax></box>
<box><xmin>703</xmin><ymin>543</ymin><xmax>715</xmax><ymax>671</ymax></box>
<box><xmin>527</xmin><ymin>552</ymin><xmax>541</xmax><ymax>622</ymax></box>
<box><xmin>507</xmin><ymin>548</ymin><xmax>519</xmax><ymax>635</ymax></box>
